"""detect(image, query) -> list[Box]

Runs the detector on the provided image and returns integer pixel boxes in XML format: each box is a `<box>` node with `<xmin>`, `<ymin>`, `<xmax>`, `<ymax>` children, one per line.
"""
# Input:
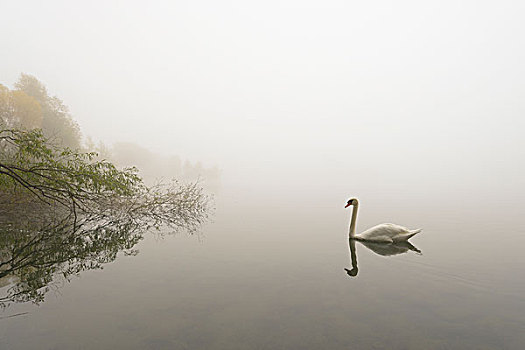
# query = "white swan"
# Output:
<box><xmin>345</xmin><ymin>198</ymin><xmax>422</xmax><ymax>243</ymax></box>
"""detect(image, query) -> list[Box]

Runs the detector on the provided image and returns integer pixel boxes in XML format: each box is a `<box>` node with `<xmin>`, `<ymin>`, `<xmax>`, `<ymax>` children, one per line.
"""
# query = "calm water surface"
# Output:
<box><xmin>1</xmin><ymin>188</ymin><xmax>524</xmax><ymax>349</ymax></box>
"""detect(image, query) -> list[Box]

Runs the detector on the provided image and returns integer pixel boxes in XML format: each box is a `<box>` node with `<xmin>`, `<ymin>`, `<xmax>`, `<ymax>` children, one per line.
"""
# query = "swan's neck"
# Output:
<box><xmin>349</xmin><ymin>201</ymin><xmax>359</xmax><ymax>238</ymax></box>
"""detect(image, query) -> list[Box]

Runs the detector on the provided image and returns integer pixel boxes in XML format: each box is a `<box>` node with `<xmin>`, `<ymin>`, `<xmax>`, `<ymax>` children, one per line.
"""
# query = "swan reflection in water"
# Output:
<box><xmin>344</xmin><ymin>238</ymin><xmax>422</xmax><ymax>278</ymax></box>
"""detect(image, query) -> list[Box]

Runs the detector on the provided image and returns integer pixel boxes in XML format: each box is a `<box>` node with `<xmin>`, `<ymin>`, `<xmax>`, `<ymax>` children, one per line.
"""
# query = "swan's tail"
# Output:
<box><xmin>393</xmin><ymin>228</ymin><xmax>422</xmax><ymax>242</ymax></box>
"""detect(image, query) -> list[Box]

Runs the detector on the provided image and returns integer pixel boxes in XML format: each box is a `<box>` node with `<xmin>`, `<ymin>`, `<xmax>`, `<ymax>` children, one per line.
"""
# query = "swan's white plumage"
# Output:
<box><xmin>347</xmin><ymin>198</ymin><xmax>421</xmax><ymax>242</ymax></box>
<box><xmin>356</xmin><ymin>223</ymin><xmax>421</xmax><ymax>243</ymax></box>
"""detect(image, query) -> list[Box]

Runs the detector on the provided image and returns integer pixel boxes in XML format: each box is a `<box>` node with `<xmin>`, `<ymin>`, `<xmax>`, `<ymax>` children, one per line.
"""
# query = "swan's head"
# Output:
<box><xmin>344</xmin><ymin>267</ymin><xmax>358</xmax><ymax>277</ymax></box>
<box><xmin>344</xmin><ymin>198</ymin><xmax>358</xmax><ymax>208</ymax></box>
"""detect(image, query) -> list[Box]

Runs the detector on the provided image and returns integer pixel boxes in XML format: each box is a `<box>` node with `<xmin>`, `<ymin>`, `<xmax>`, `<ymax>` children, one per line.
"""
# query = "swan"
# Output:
<box><xmin>345</xmin><ymin>198</ymin><xmax>422</xmax><ymax>243</ymax></box>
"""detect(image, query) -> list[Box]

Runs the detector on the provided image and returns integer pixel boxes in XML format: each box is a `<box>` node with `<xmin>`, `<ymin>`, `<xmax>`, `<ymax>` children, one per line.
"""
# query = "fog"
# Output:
<box><xmin>3</xmin><ymin>3</ymin><xmax>525</xmax><ymax>349</ymax></box>
<box><xmin>1</xmin><ymin>0</ymin><xmax>524</xmax><ymax>201</ymax></box>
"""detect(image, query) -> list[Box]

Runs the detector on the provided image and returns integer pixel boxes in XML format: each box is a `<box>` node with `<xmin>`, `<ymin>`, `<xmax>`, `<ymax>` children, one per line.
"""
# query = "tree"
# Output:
<box><xmin>0</xmin><ymin>75</ymin><xmax>212</xmax><ymax>307</ymax></box>
<box><xmin>0</xmin><ymin>127</ymin><xmax>210</xmax><ymax>227</ymax></box>
<box><xmin>0</xmin><ymin>128</ymin><xmax>142</xmax><ymax>213</ymax></box>
<box><xmin>0</xmin><ymin>84</ymin><xmax>43</xmax><ymax>129</ymax></box>
<box><xmin>14</xmin><ymin>74</ymin><xmax>81</xmax><ymax>149</ymax></box>
<box><xmin>0</xmin><ymin>130</ymin><xmax>210</xmax><ymax>307</ymax></box>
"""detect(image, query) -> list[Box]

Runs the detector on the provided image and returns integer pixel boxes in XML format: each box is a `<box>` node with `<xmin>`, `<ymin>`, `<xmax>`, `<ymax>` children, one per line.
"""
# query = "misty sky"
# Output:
<box><xmin>1</xmin><ymin>1</ymin><xmax>524</xmax><ymax>198</ymax></box>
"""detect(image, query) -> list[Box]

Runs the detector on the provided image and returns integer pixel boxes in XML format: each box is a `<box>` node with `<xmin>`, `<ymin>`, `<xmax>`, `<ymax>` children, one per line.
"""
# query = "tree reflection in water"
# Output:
<box><xmin>0</xmin><ymin>192</ymin><xmax>209</xmax><ymax>308</ymax></box>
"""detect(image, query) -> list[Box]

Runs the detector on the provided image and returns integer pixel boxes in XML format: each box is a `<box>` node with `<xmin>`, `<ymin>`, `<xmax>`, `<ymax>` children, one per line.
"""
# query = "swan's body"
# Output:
<box><xmin>346</xmin><ymin>198</ymin><xmax>421</xmax><ymax>243</ymax></box>
<box><xmin>356</xmin><ymin>223</ymin><xmax>422</xmax><ymax>243</ymax></box>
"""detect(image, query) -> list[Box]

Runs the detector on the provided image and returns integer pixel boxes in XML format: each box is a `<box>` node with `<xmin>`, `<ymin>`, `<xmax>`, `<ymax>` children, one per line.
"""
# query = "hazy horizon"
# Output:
<box><xmin>2</xmin><ymin>1</ymin><xmax>524</xmax><ymax>193</ymax></box>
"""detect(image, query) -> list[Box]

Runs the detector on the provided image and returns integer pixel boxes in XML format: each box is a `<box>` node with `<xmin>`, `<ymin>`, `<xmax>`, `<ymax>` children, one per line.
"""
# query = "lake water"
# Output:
<box><xmin>1</xmin><ymin>186</ymin><xmax>524</xmax><ymax>349</ymax></box>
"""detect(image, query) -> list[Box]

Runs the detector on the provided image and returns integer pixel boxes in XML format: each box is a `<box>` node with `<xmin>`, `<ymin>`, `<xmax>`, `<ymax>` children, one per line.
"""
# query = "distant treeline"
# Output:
<box><xmin>0</xmin><ymin>74</ymin><xmax>220</xmax><ymax>189</ymax></box>
<box><xmin>101</xmin><ymin>141</ymin><xmax>220</xmax><ymax>189</ymax></box>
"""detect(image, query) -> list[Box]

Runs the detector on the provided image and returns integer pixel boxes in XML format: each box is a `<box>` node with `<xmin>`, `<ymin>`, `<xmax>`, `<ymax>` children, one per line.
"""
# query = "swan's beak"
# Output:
<box><xmin>344</xmin><ymin>203</ymin><xmax>351</xmax><ymax>208</ymax></box>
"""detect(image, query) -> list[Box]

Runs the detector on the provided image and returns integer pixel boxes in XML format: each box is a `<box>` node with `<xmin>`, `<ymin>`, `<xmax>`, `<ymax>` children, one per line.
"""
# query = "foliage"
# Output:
<box><xmin>0</xmin><ymin>126</ymin><xmax>210</xmax><ymax>225</ymax></box>
<box><xmin>14</xmin><ymin>74</ymin><xmax>81</xmax><ymax>149</ymax></box>
<box><xmin>0</xmin><ymin>84</ymin><xmax>43</xmax><ymax>129</ymax></box>
<box><xmin>0</xmin><ymin>127</ymin><xmax>143</xmax><ymax>213</ymax></box>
